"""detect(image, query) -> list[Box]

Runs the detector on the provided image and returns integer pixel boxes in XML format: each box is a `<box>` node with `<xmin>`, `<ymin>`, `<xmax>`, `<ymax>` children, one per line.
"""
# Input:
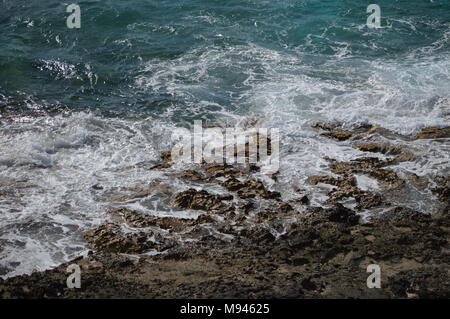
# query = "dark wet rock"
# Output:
<box><xmin>327</xmin><ymin>157</ymin><xmax>385</xmax><ymax>172</ymax></box>
<box><xmin>149</xmin><ymin>162</ymin><xmax>172</xmax><ymax>170</ymax></box>
<box><xmin>110</xmin><ymin>181</ymin><xmax>172</xmax><ymax>202</ymax></box>
<box><xmin>390</xmin><ymin>151</ymin><xmax>416</xmax><ymax>163</ymax></box>
<box><xmin>0</xmin><ymin>265</ymin><xmax>11</xmax><ymax>277</ymax></box>
<box><xmin>363</xmin><ymin>168</ymin><xmax>404</xmax><ymax>189</ymax></box>
<box><xmin>300</xmin><ymin>278</ymin><xmax>317</xmax><ymax>291</ymax></box>
<box><xmin>149</xmin><ymin>151</ymin><xmax>172</xmax><ymax>170</ymax></box>
<box><xmin>274</xmin><ymin>202</ymin><xmax>296</xmax><ymax>215</ymax></box>
<box><xmin>357</xmin><ymin>142</ymin><xmax>398</xmax><ymax>154</ymax></box>
<box><xmin>237</xmin><ymin>201</ymin><xmax>254</xmax><ymax>214</ymax></box>
<box><xmin>312</xmin><ymin>121</ymin><xmax>343</xmax><ymax>131</ymax></box>
<box><xmin>192</xmin><ymin>214</ymin><xmax>217</xmax><ymax>225</ymax></box>
<box><xmin>327</xmin><ymin>157</ymin><xmax>404</xmax><ymax>189</ymax></box>
<box><xmin>313</xmin><ymin>204</ymin><xmax>360</xmax><ymax>226</ymax></box>
<box><xmin>256</xmin><ymin>202</ymin><xmax>296</xmax><ymax>222</ymax></box>
<box><xmin>166</xmin><ymin>170</ymin><xmax>205</xmax><ymax>181</ymax></box>
<box><xmin>387</xmin><ymin>266</ymin><xmax>450</xmax><ymax>298</ymax></box>
<box><xmin>220</xmin><ymin>177</ymin><xmax>248</xmax><ymax>192</ymax></box>
<box><xmin>308</xmin><ymin>174</ymin><xmax>356</xmax><ymax>188</ymax></box>
<box><xmin>203</xmin><ymin>164</ymin><xmax>243</xmax><ymax>178</ymax></box>
<box><xmin>321</xmin><ymin>131</ymin><xmax>353</xmax><ymax>141</ymax></box>
<box><xmin>168</xmin><ymin>164</ymin><xmax>254</xmax><ymax>183</ymax></box>
<box><xmin>313</xmin><ymin>122</ymin><xmax>376</xmax><ymax>141</ymax></box>
<box><xmin>238</xmin><ymin>227</ymin><xmax>276</xmax><ymax>243</ymax></box>
<box><xmin>355</xmin><ymin>192</ymin><xmax>383</xmax><ymax>209</ymax></box>
<box><xmin>363</xmin><ymin>125</ymin><xmax>412</xmax><ymax>140</ymax></box>
<box><xmin>157</xmin><ymin>150</ymin><xmax>171</xmax><ymax>162</ymax></box>
<box><xmin>82</xmin><ymin>223</ymin><xmax>155</xmax><ymax>254</ymax></box>
<box><xmin>2</xmin><ymin>201</ymin><xmax>449</xmax><ymax>298</ymax></box>
<box><xmin>433</xmin><ymin>176</ymin><xmax>450</xmax><ymax>203</ymax></box>
<box><xmin>106</xmin><ymin>208</ymin><xmax>193</xmax><ymax>231</ymax></box>
<box><xmin>220</xmin><ymin>177</ymin><xmax>280</xmax><ymax>199</ymax></box>
<box><xmin>414</xmin><ymin>127</ymin><xmax>450</xmax><ymax>140</ymax></box>
<box><xmin>172</xmin><ymin>189</ymin><xmax>231</xmax><ymax>212</ymax></box>
<box><xmin>291</xmin><ymin>257</ymin><xmax>310</xmax><ymax>265</ymax></box>
<box><xmin>356</xmin><ymin>142</ymin><xmax>415</xmax><ymax>163</ymax></box>
<box><xmin>313</xmin><ymin>121</ymin><xmax>411</xmax><ymax>142</ymax></box>
<box><xmin>375</xmin><ymin>207</ymin><xmax>432</xmax><ymax>227</ymax></box>
<box><xmin>151</xmin><ymin>163</ymin><xmax>172</xmax><ymax>170</ymax></box>
<box><xmin>308</xmin><ymin>174</ymin><xmax>383</xmax><ymax>209</ymax></box>
<box><xmin>204</xmin><ymin>164</ymin><xmax>232</xmax><ymax>174</ymax></box>
<box><xmin>298</xmin><ymin>195</ymin><xmax>310</xmax><ymax>205</ymax></box>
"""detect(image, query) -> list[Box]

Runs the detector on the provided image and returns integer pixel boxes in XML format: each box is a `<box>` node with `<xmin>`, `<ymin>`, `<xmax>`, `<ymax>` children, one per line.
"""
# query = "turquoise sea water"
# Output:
<box><xmin>1</xmin><ymin>0</ymin><xmax>449</xmax><ymax>122</ymax></box>
<box><xmin>0</xmin><ymin>1</ymin><xmax>449</xmax><ymax>277</ymax></box>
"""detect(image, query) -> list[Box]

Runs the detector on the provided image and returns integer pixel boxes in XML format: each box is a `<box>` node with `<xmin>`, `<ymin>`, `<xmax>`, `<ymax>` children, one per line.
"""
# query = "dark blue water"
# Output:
<box><xmin>0</xmin><ymin>0</ymin><xmax>449</xmax><ymax>277</ymax></box>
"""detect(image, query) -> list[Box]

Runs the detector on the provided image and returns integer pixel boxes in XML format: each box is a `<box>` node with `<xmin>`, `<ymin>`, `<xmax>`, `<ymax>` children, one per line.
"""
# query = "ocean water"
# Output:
<box><xmin>0</xmin><ymin>0</ymin><xmax>449</xmax><ymax>277</ymax></box>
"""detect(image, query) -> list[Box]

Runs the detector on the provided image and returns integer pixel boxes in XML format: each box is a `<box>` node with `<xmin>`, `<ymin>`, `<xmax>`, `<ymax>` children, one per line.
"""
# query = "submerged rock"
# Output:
<box><xmin>357</xmin><ymin>142</ymin><xmax>396</xmax><ymax>153</ymax></box>
<box><xmin>312</xmin><ymin>121</ymin><xmax>344</xmax><ymax>131</ymax></box>
<box><xmin>313</xmin><ymin>121</ymin><xmax>377</xmax><ymax>141</ymax></box>
<box><xmin>356</xmin><ymin>142</ymin><xmax>415</xmax><ymax>163</ymax></box>
<box><xmin>321</xmin><ymin>131</ymin><xmax>353</xmax><ymax>141</ymax></box>
<box><xmin>414</xmin><ymin>127</ymin><xmax>450</xmax><ymax>139</ymax></box>
<box><xmin>308</xmin><ymin>168</ymin><xmax>384</xmax><ymax>209</ymax></box>
<box><xmin>308</xmin><ymin>174</ymin><xmax>356</xmax><ymax>188</ymax></box>
<box><xmin>327</xmin><ymin>157</ymin><xmax>404</xmax><ymax>189</ymax></box>
<box><xmin>172</xmin><ymin>189</ymin><xmax>231</xmax><ymax>212</ymax></box>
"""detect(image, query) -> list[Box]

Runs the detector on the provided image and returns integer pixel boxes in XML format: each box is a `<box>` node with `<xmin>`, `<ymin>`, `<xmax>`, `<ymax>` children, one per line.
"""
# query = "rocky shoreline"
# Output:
<box><xmin>1</xmin><ymin>123</ymin><xmax>449</xmax><ymax>299</ymax></box>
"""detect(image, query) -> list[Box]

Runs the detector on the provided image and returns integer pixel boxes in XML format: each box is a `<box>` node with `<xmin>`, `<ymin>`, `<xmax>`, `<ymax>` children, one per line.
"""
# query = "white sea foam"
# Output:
<box><xmin>1</xmin><ymin>40</ymin><xmax>449</xmax><ymax>277</ymax></box>
<box><xmin>0</xmin><ymin>112</ymin><xmax>182</xmax><ymax>277</ymax></box>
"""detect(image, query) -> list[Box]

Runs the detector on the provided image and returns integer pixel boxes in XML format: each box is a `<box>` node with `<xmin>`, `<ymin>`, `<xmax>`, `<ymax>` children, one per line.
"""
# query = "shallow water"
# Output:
<box><xmin>0</xmin><ymin>0</ymin><xmax>449</xmax><ymax>277</ymax></box>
